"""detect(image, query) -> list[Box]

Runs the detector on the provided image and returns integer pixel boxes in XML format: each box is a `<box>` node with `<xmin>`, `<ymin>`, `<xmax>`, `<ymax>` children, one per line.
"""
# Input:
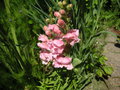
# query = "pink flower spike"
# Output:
<box><xmin>54</xmin><ymin>12</ymin><xmax>61</xmax><ymax>18</ymax></box>
<box><xmin>59</xmin><ymin>9</ymin><xmax>66</xmax><ymax>15</ymax></box>
<box><xmin>38</xmin><ymin>34</ymin><xmax>48</xmax><ymax>42</ymax></box>
<box><xmin>57</xmin><ymin>19</ymin><xmax>65</xmax><ymax>27</ymax></box>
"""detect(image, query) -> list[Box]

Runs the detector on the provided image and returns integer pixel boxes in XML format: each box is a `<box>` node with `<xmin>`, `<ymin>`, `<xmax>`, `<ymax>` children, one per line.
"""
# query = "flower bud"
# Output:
<box><xmin>57</xmin><ymin>19</ymin><xmax>65</xmax><ymax>26</ymax></box>
<box><xmin>54</xmin><ymin>12</ymin><xmax>61</xmax><ymax>18</ymax></box>
<box><xmin>45</xmin><ymin>18</ymin><xmax>50</xmax><ymax>23</ymax></box>
<box><xmin>59</xmin><ymin>9</ymin><xmax>66</xmax><ymax>15</ymax></box>
<box><xmin>49</xmin><ymin>7</ymin><xmax>52</xmax><ymax>12</ymax></box>
<box><xmin>67</xmin><ymin>4</ymin><xmax>73</xmax><ymax>10</ymax></box>
<box><xmin>62</xmin><ymin>1</ymin><xmax>67</xmax><ymax>5</ymax></box>
<box><xmin>43</xmin><ymin>26</ymin><xmax>48</xmax><ymax>31</ymax></box>
<box><xmin>58</xmin><ymin>1</ymin><xmax>63</xmax><ymax>7</ymax></box>
<box><xmin>67</xmin><ymin>18</ymin><xmax>70</xmax><ymax>22</ymax></box>
<box><xmin>52</xmin><ymin>18</ymin><xmax>55</xmax><ymax>22</ymax></box>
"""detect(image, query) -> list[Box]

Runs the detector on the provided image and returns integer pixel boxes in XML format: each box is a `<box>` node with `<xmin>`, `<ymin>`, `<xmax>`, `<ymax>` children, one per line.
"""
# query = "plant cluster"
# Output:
<box><xmin>0</xmin><ymin>0</ymin><xmax>114</xmax><ymax>89</ymax></box>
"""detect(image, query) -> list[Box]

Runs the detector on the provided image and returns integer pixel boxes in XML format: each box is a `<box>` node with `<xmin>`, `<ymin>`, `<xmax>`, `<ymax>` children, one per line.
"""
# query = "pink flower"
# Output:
<box><xmin>63</xmin><ymin>29</ymin><xmax>80</xmax><ymax>46</ymax></box>
<box><xmin>54</xmin><ymin>12</ymin><xmax>61</xmax><ymax>18</ymax></box>
<box><xmin>59</xmin><ymin>9</ymin><xmax>66</xmax><ymax>15</ymax></box>
<box><xmin>38</xmin><ymin>34</ymin><xmax>48</xmax><ymax>42</ymax></box>
<box><xmin>40</xmin><ymin>50</ymin><xmax>53</xmax><ymax>65</ymax></box>
<box><xmin>48</xmin><ymin>24</ymin><xmax>61</xmax><ymax>34</ymax></box>
<box><xmin>53</xmin><ymin>56</ymin><xmax>73</xmax><ymax>70</ymax></box>
<box><xmin>57</xmin><ymin>19</ymin><xmax>65</xmax><ymax>27</ymax></box>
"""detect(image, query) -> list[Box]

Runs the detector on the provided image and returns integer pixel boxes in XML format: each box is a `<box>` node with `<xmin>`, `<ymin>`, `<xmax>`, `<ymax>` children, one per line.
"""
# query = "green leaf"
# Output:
<box><xmin>72</xmin><ymin>58</ymin><xmax>82</xmax><ymax>67</ymax></box>
<box><xmin>103</xmin><ymin>66</ymin><xmax>113</xmax><ymax>75</ymax></box>
<box><xmin>96</xmin><ymin>69</ymin><xmax>103</xmax><ymax>77</ymax></box>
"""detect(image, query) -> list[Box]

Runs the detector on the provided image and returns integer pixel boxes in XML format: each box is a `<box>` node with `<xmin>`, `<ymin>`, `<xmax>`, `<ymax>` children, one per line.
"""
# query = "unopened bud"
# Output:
<box><xmin>59</xmin><ymin>9</ymin><xmax>66</xmax><ymax>15</ymax></box>
<box><xmin>67</xmin><ymin>18</ymin><xmax>70</xmax><ymax>22</ymax></box>
<box><xmin>62</xmin><ymin>1</ymin><xmax>67</xmax><ymax>5</ymax></box>
<box><xmin>67</xmin><ymin>4</ymin><xmax>73</xmax><ymax>10</ymax></box>
<box><xmin>58</xmin><ymin>1</ymin><xmax>63</xmax><ymax>7</ymax></box>
<box><xmin>49</xmin><ymin>7</ymin><xmax>52</xmax><ymax>12</ymax></box>
<box><xmin>57</xmin><ymin>19</ymin><xmax>65</xmax><ymax>26</ymax></box>
<box><xmin>52</xmin><ymin>18</ymin><xmax>55</xmax><ymax>22</ymax></box>
<box><xmin>45</xmin><ymin>18</ymin><xmax>50</xmax><ymax>23</ymax></box>
<box><xmin>43</xmin><ymin>26</ymin><xmax>48</xmax><ymax>31</ymax></box>
<box><xmin>54</xmin><ymin>12</ymin><xmax>61</xmax><ymax>18</ymax></box>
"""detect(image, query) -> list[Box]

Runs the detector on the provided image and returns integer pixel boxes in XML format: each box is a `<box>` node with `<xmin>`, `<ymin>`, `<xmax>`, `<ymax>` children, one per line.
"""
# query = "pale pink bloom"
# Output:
<box><xmin>51</xmin><ymin>46</ymin><xmax>64</xmax><ymax>55</ymax></box>
<box><xmin>53</xmin><ymin>56</ymin><xmax>73</xmax><ymax>70</ymax></box>
<box><xmin>52</xmin><ymin>61</ymin><xmax>64</xmax><ymax>68</ymax></box>
<box><xmin>40</xmin><ymin>50</ymin><xmax>53</xmax><ymax>64</ymax></box>
<box><xmin>56</xmin><ymin>57</ymin><xmax>72</xmax><ymax>64</ymax></box>
<box><xmin>57</xmin><ymin>19</ymin><xmax>65</xmax><ymax>27</ymax></box>
<box><xmin>38</xmin><ymin>34</ymin><xmax>48</xmax><ymax>42</ymax></box>
<box><xmin>59</xmin><ymin>9</ymin><xmax>66</xmax><ymax>15</ymax></box>
<box><xmin>63</xmin><ymin>29</ymin><xmax>80</xmax><ymax>46</ymax></box>
<box><xmin>54</xmin><ymin>11</ymin><xmax>61</xmax><ymax>18</ymax></box>
<box><xmin>64</xmin><ymin>64</ymin><xmax>73</xmax><ymax>70</ymax></box>
<box><xmin>48</xmin><ymin>24</ymin><xmax>61</xmax><ymax>34</ymax></box>
<box><xmin>37</xmin><ymin>42</ymin><xmax>50</xmax><ymax>50</ymax></box>
<box><xmin>53</xmin><ymin>39</ymin><xmax>64</xmax><ymax>47</ymax></box>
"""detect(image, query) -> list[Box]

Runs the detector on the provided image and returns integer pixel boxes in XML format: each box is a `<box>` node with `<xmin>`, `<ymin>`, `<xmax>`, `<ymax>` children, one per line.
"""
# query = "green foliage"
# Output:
<box><xmin>0</xmin><ymin>0</ymin><xmax>114</xmax><ymax>89</ymax></box>
<box><xmin>101</xmin><ymin>0</ymin><xmax>120</xmax><ymax>29</ymax></box>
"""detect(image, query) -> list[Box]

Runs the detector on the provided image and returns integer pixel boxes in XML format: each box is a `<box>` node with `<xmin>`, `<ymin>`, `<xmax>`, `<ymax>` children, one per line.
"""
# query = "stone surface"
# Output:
<box><xmin>84</xmin><ymin>29</ymin><xmax>120</xmax><ymax>90</ymax></box>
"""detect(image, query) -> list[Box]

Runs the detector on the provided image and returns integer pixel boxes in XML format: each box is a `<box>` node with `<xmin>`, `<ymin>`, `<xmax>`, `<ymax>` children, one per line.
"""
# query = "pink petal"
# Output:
<box><xmin>56</xmin><ymin>57</ymin><xmax>72</xmax><ymax>64</ymax></box>
<box><xmin>65</xmin><ymin>64</ymin><xmax>73</xmax><ymax>70</ymax></box>
<box><xmin>53</xmin><ymin>39</ymin><xmax>64</xmax><ymax>47</ymax></box>
<box><xmin>57</xmin><ymin>19</ymin><xmax>65</xmax><ymax>26</ymax></box>
<box><xmin>53</xmin><ymin>61</ymin><xmax>63</xmax><ymax>68</ymax></box>
<box><xmin>38</xmin><ymin>34</ymin><xmax>48</xmax><ymax>42</ymax></box>
<box><xmin>48</xmin><ymin>24</ymin><xmax>61</xmax><ymax>34</ymax></box>
<box><xmin>43</xmin><ymin>26</ymin><xmax>48</xmax><ymax>31</ymax></box>
<box><xmin>40</xmin><ymin>50</ymin><xmax>53</xmax><ymax>62</ymax></box>
<box><xmin>37</xmin><ymin>42</ymin><xmax>49</xmax><ymax>50</ymax></box>
<box><xmin>59</xmin><ymin>9</ymin><xmax>66</xmax><ymax>15</ymax></box>
<box><xmin>54</xmin><ymin>12</ymin><xmax>61</xmax><ymax>18</ymax></box>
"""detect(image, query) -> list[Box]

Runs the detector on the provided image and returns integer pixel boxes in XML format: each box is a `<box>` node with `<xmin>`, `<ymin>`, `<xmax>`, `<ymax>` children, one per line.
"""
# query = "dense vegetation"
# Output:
<box><xmin>0</xmin><ymin>0</ymin><xmax>119</xmax><ymax>89</ymax></box>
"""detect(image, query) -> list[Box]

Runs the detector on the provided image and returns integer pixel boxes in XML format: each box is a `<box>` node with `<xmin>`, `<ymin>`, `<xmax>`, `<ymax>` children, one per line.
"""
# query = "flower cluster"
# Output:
<box><xmin>37</xmin><ymin>8</ymin><xmax>80</xmax><ymax>70</ymax></box>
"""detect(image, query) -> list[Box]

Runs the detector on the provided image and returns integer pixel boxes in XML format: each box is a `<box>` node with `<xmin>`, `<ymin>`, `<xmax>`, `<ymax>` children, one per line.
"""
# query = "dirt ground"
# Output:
<box><xmin>84</xmin><ymin>28</ymin><xmax>120</xmax><ymax>90</ymax></box>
